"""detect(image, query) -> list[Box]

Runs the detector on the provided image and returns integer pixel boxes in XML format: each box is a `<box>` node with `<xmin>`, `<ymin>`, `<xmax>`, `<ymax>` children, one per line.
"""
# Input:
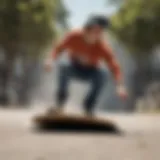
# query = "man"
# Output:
<box><xmin>45</xmin><ymin>15</ymin><xmax>128</xmax><ymax>116</ymax></box>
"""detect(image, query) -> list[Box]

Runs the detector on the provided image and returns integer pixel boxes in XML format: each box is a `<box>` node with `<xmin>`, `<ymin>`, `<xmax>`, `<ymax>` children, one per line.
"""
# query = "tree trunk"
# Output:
<box><xmin>0</xmin><ymin>50</ymin><xmax>15</xmax><ymax>105</ymax></box>
<box><xmin>16</xmin><ymin>55</ymin><xmax>41</xmax><ymax>106</ymax></box>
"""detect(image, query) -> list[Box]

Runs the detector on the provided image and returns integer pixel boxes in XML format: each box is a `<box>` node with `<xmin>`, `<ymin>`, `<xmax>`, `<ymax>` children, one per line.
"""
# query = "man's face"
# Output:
<box><xmin>86</xmin><ymin>25</ymin><xmax>104</xmax><ymax>43</ymax></box>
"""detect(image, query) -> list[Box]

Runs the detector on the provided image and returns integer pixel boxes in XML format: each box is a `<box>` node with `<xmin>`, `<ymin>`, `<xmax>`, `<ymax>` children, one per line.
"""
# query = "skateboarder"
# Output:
<box><xmin>45</xmin><ymin>15</ymin><xmax>128</xmax><ymax>116</ymax></box>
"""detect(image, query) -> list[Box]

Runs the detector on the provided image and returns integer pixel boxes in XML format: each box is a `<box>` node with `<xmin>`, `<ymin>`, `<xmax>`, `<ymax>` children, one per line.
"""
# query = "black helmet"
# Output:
<box><xmin>84</xmin><ymin>14</ymin><xmax>110</xmax><ymax>29</ymax></box>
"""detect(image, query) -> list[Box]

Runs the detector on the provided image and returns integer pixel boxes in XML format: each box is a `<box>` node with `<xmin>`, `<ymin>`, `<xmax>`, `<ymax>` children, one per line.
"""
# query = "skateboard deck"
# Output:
<box><xmin>33</xmin><ymin>112</ymin><xmax>119</xmax><ymax>133</ymax></box>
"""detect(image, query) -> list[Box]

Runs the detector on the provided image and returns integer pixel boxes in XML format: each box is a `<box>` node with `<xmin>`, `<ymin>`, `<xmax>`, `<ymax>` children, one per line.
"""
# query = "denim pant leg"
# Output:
<box><xmin>56</xmin><ymin>63</ymin><xmax>86</xmax><ymax>107</ymax></box>
<box><xmin>84</xmin><ymin>69</ymin><xmax>107</xmax><ymax>113</ymax></box>
<box><xmin>56</xmin><ymin>65</ymin><xmax>72</xmax><ymax>107</ymax></box>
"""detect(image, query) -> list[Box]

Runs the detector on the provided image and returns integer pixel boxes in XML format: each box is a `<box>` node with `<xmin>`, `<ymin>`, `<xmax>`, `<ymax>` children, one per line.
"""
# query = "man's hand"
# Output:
<box><xmin>116</xmin><ymin>84</ymin><xmax>128</xmax><ymax>101</ymax></box>
<box><xmin>44</xmin><ymin>59</ymin><xmax>53</xmax><ymax>72</ymax></box>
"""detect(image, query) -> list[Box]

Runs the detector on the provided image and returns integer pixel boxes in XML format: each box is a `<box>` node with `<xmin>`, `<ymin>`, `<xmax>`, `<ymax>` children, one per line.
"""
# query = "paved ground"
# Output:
<box><xmin>0</xmin><ymin>108</ymin><xmax>160</xmax><ymax>160</ymax></box>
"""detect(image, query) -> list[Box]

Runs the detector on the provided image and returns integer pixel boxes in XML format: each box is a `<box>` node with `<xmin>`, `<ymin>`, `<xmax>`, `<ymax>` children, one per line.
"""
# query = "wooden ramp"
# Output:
<box><xmin>33</xmin><ymin>113</ymin><xmax>120</xmax><ymax>133</ymax></box>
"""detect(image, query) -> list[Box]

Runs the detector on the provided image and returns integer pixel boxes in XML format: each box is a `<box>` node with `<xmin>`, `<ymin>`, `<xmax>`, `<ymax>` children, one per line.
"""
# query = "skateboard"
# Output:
<box><xmin>33</xmin><ymin>110</ymin><xmax>119</xmax><ymax>132</ymax></box>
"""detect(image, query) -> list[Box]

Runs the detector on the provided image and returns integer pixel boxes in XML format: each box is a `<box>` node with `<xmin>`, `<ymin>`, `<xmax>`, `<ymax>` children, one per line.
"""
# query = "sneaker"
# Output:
<box><xmin>46</xmin><ymin>107</ymin><xmax>64</xmax><ymax>116</ymax></box>
<box><xmin>84</xmin><ymin>109</ymin><xmax>95</xmax><ymax>118</ymax></box>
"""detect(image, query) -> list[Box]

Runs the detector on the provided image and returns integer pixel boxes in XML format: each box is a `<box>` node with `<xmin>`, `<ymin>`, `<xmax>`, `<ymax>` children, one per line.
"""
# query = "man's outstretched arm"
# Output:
<box><xmin>101</xmin><ymin>44</ymin><xmax>122</xmax><ymax>83</ymax></box>
<box><xmin>101</xmin><ymin>43</ymin><xmax>128</xmax><ymax>100</ymax></box>
<box><xmin>51</xmin><ymin>33</ymin><xmax>73</xmax><ymax>60</ymax></box>
<box><xmin>45</xmin><ymin>32</ymin><xmax>74</xmax><ymax>71</ymax></box>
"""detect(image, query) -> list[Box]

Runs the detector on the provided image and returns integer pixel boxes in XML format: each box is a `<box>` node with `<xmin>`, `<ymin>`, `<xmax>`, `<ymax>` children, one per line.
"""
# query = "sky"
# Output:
<box><xmin>63</xmin><ymin>0</ymin><xmax>116</xmax><ymax>28</ymax></box>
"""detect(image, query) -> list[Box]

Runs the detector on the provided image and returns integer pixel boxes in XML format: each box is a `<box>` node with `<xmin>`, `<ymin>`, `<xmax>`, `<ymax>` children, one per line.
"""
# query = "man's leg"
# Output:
<box><xmin>55</xmin><ymin>62</ymin><xmax>89</xmax><ymax>109</ymax></box>
<box><xmin>47</xmin><ymin>65</ymin><xmax>72</xmax><ymax>114</ymax></box>
<box><xmin>56</xmin><ymin>65</ymin><xmax>72</xmax><ymax>108</ymax></box>
<box><xmin>84</xmin><ymin>69</ymin><xmax>107</xmax><ymax>115</ymax></box>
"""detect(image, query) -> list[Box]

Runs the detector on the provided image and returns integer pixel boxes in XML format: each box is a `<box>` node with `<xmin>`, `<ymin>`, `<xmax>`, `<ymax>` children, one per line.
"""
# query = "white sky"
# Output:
<box><xmin>63</xmin><ymin>0</ymin><xmax>116</xmax><ymax>28</ymax></box>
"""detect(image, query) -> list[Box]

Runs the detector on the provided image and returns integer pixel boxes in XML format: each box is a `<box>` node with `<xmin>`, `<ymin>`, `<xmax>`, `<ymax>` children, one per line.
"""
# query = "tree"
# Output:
<box><xmin>110</xmin><ymin>0</ymin><xmax>160</xmax><ymax>109</ymax></box>
<box><xmin>55</xmin><ymin>0</ymin><xmax>69</xmax><ymax>29</ymax></box>
<box><xmin>0</xmin><ymin>0</ymin><xmax>68</xmax><ymax>105</ymax></box>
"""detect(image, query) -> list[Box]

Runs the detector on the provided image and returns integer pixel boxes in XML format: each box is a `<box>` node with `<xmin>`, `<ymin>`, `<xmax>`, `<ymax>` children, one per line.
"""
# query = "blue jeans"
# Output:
<box><xmin>56</xmin><ymin>61</ymin><xmax>107</xmax><ymax>114</ymax></box>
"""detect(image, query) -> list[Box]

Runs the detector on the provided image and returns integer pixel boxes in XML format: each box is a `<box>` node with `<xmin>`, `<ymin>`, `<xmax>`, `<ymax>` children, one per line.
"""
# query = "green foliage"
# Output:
<box><xmin>55</xmin><ymin>0</ymin><xmax>69</xmax><ymax>29</ymax></box>
<box><xmin>110</xmin><ymin>0</ymin><xmax>160</xmax><ymax>55</ymax></box>
<box><xmin>0</xmin><ymin>0</ymin><xmax>68</xmax><ymax>57</ymax></box>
